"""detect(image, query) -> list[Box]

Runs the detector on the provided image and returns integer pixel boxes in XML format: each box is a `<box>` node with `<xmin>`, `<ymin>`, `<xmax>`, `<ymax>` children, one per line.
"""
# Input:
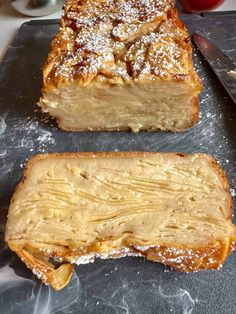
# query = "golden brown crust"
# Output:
<box><xmin>145</xmin><ymin>239</ymin><xmax>235</xmax><ymax>271</ymax></box>
<box><xmin>8</xmin><ymin>236</ymin><xmax>236</xmax><ymax>291</ymax></box>
<box><xmin>191</xmin><ymin>97</ymin><xmax>199</xmax><ymax>128</ymax></box>
<box><xmin>8</xmin><ymin>242</ymin><xmax>74</xmax><ymax>290</ymax></box>
<box><xmin>21</xmin><ymin>151</ymin><xmax>219</xmax><ymax>169</ymax></box>
<box><xmin>42</xmin><ymin>1</ymin><xmax>202</xmax><ymax>92</ymax></box>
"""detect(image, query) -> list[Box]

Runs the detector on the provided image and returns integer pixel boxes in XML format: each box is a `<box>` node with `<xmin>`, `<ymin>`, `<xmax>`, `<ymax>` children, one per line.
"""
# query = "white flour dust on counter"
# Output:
<box><xmin>158</xmin><ymin>286</ymin><xmax>195</xmax><ymax>314</ymax></box>
<box><xmin>21</xmin><ymin>116</ymin><xmax>55</xmax><ymax>148</ymax></box>
<box><xmin>90</xmin><ymin>270</ymin><xmax>199</xmax><ymax>314</ymax></box>
<box><xmin>0</xmin><ymin>265</ymin><xmax>33</xmax><ymax>293</ymax></box>
<box><xmin>0</xmin><ymin>150</ymin><xmax>6</xmax><ymax>157</ymax></box>
<box><xmin>9</xmin><ymin>116</ymin><xmax>56</xmax><ymax>154</ymax></box>
<box><xmin>0</xmin><ymin>114</ymin><xmax>57</xmax><ymax>175</ymax></box>
<box><xmin>0</xmin><ymin>112</ymin><xmax>8</xmax><ymax>135</ymax></box>
<box><xmin>0</xmin><ymin>263</ymin><xmax>81</xmax><ymax>314</ymax></box>
<box><xmin>31</xmin><ymin>273</ymin><xmax>81</xmax><ymax>314</ymax></box>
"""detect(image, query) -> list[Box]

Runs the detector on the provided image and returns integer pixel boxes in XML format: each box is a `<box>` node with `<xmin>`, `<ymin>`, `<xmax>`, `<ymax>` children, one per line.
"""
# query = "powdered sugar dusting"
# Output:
<box><xmin>71</xmin><ymin>248</ymin><xmax>142</xmax><ymax>265</ymax></box>
<box><xmin>10</xmin><ymin>116</ymin><xmax>56</xmax><ymax>155</ymax></box>
<box><xmin>46</xmin><ymin>0</ymin><xmax>189</xmax><ymax>87</ymax></box>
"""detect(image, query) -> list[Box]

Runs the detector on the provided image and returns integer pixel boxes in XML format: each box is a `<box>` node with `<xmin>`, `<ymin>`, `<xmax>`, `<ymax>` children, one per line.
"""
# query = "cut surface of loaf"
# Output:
<box><xmin>5</xmin><ymin>152</ymin><xmax>236</xmax><ymax>290</ymax></box>
<box><xmin>39</xmin><ymin>0</ymin><xmax>202</xmax><ymax>132</ymax></box>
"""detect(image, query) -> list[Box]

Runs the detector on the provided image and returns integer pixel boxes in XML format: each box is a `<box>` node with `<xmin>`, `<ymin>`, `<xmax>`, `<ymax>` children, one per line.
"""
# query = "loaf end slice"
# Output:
<box><xmin>6</xmin><ymin>152</ymin><xmax>235</xmax><ymax>290</ymax></box>
<box><xmin>39</xmin><ymin>0</ymin><xmax>202</xmax><ymax>132</ymax></box>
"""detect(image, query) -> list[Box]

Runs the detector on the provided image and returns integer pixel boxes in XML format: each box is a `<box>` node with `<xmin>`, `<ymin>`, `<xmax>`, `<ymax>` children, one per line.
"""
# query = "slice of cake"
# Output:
<box><xmin>6</xmin><ymin>152</ymin><xmax>236</xmax><ymax>290</ymax></box>
<box><xmin>39</xmin><ymin>0</ymin><xmax>202</xmax><ymax>132</ymax></box>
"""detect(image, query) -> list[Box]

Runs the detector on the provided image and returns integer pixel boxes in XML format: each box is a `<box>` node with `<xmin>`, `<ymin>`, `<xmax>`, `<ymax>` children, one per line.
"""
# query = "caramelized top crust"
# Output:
<box><xmin>43</xmin><ymin>0</ymin><xmax>201</xmax><ymax>90</ymax></box>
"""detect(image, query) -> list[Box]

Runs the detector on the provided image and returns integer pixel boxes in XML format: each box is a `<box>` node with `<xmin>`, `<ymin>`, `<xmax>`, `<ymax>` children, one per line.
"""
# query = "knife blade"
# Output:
<box><xmin>192</xmin><ymin>33</ymin><xmax>236</xmax><ymax>105</ymax></box>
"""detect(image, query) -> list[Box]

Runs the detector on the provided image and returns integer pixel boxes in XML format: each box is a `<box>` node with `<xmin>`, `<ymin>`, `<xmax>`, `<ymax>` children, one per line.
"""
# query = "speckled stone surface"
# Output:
<box><xmin>0</xmin><ymin>12</ymin><xmax>236</xmax><ymax>314</ymax></box>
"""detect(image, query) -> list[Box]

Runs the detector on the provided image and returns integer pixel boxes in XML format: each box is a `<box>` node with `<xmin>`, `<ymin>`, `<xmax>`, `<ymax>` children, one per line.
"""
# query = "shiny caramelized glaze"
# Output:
<box><xmin>43</xmin><ymin>0</ymin><xmax>201</xmax><ymax>90</ymax></box>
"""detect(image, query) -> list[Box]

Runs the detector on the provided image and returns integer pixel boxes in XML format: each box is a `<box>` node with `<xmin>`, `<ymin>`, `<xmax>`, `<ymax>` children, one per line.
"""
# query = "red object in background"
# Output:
<box><xmin>179</xmin><ymin>0</ymin><xmax>225</xmax><ymax>13</ymax></box>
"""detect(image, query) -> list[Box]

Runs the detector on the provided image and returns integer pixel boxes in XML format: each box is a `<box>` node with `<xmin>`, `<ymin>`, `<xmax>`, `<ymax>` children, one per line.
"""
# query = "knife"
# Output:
<box><xmin>192</xmin><ymin>33</ymin><xmax>236</xmax><ymax>105</ymax></box>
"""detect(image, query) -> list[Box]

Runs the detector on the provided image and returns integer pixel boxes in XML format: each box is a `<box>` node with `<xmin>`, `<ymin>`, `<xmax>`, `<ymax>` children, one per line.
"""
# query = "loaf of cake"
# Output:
<box><xmin>5</xmin><ymin>152</ymin><xmax>236</xmax><ymax>290</ymax></box>
<box><xmin>38</xmin><ymin>0</ymin><xmax>202</xmax><ymax>132</ymax></box>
